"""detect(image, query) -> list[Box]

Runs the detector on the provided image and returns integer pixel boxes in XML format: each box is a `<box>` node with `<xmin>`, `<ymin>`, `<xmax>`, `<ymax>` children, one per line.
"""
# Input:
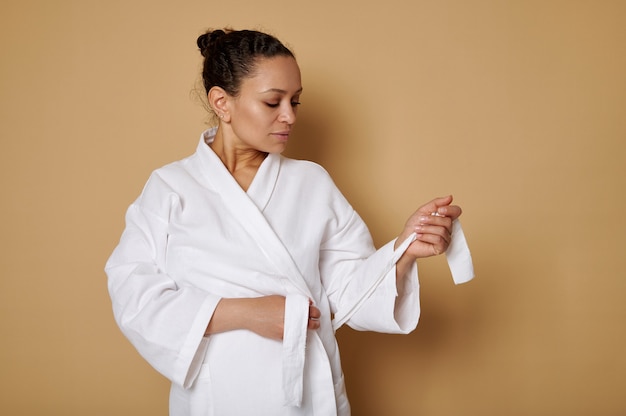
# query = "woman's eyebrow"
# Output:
<box><xmin>260</xmin><ymin>87</ymin><xmax>303</xmax><ymax>94</ymax></box>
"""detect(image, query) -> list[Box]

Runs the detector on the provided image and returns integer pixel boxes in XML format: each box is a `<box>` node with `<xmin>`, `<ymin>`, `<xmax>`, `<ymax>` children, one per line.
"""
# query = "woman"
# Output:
<box><xmin>106</xmin><ymin>28</ymin><xmax>462</xmax><ymax>416</ymax></box>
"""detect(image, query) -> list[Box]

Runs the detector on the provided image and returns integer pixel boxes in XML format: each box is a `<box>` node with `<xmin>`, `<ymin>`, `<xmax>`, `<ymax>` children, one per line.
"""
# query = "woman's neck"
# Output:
<box><xmin>209</xmin><ymin>127</ymin><xmax>268</xmax><ymax>191</ymax></box>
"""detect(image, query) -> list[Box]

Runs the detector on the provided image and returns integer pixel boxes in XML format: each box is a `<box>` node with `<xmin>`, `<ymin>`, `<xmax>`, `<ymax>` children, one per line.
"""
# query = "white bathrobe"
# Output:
<box><xmin>105</xmin><ymin>128</ymin><xmax>420</xmax><ymax>416</ymax></box>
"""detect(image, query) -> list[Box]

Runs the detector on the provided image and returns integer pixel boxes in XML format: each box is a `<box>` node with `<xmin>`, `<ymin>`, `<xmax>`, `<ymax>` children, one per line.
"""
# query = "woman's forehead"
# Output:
<box><xmin>244</xmin><ymin>56</ymin><xmax>302</xmax><ymax>93</ymax></box>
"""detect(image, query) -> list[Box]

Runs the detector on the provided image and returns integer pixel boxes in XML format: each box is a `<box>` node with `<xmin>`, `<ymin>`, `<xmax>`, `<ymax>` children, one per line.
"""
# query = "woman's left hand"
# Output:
<box><xmin>396</xmin><ymin>195</ymin><xmax>462</xmax><ymax>260</ymax></box>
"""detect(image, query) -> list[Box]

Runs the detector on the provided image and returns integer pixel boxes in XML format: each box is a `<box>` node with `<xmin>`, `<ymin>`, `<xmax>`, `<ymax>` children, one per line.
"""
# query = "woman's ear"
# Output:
<box><xmin>208</xmin><ymin>86</ymin><xmax>231</xmax><ymax>122</ymax></box>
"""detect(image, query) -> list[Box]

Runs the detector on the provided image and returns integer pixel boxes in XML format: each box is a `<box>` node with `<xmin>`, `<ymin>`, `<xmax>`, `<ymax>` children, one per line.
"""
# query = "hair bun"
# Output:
<box><xmin>197</xmin><ymin>29</ymin><xmax>226</xmax><ymax>57</ymax></box>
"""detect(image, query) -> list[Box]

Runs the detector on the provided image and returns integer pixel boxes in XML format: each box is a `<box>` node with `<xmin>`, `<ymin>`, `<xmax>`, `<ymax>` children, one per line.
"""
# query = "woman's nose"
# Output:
<box><xmin>278</xmin><ymin>105</ymin><xmax>296</xmax><ymax>124</ymax></box>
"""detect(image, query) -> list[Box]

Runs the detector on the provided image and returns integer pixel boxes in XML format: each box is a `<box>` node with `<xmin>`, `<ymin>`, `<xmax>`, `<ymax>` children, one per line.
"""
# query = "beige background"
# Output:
<box><xmin>1</xmin><ymin>1</ymin><xmax>625</xmax><ymax>415</ymax></box>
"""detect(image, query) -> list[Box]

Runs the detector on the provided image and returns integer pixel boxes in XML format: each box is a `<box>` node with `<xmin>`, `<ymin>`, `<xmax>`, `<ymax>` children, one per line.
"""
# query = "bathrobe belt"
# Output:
<box><xmin>283</xmin><ymin>220</ymin><xmax>474</xmax><ymax>406</ymax></box>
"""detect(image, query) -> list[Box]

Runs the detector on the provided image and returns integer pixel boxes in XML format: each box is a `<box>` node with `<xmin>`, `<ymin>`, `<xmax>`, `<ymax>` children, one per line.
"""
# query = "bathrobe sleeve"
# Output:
<box><xmin>314</xmin><ymin>169</ymin><xmax>420</xmax><ymax>334</ymax></box>
<box><xmin>105</xmin><ymin>172</ymin><xmax>219</xmax><ymax>389</ymax></box>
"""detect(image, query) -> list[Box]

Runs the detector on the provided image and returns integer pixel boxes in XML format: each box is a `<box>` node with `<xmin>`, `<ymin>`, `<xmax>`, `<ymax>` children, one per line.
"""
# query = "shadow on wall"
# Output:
<box><xmin>334</xmin><ymin>224</ymin><xmax>516</xmax><ymax>415</ymax></box>
<box><xmin>282</xmin><ymin>90</ymin><xmax>334</xmax><ymax>164</ymax></box>
<box><xmin>335</xmin><ymin>276</ymin><xmax>487</xmax><ymax>415</ymax></box>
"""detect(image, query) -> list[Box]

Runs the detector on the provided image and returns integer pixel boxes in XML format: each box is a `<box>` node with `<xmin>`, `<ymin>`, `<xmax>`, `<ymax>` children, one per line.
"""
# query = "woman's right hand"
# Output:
<box><xmin>246</xmin><ymin>295</ymin><xmax>289</xmax><ymax>340</ymax></box>
<box><xmin>205</xmin><ymin>295</ymin><xmax>320</xmax><ymax>340</ymax></box>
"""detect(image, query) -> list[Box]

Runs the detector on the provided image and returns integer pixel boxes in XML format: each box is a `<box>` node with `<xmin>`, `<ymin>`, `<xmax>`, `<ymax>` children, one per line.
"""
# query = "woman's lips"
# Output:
<box><xmin>273</xmin><ymin>131</ymin><xmax>290</xmax><ymax>141</ymax></box>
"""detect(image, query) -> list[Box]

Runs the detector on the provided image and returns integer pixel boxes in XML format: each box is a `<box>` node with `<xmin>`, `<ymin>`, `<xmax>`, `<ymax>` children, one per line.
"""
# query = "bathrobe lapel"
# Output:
<box><xmin>195</xmin><ymin>139</ymin><xmax>316</xmax><ymax>406</ymax></box>
<box><xmin>196</xmin><ymin>141</ymin><xmax>314</xmax><ymax>299</ymax></box>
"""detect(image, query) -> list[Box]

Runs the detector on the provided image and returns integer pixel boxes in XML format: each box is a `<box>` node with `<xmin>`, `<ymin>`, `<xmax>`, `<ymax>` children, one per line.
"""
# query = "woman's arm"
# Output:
<box><xmin>205</xmin><ymin>296</ymin><xmax>321</xmax><ymax>340</ymax></box>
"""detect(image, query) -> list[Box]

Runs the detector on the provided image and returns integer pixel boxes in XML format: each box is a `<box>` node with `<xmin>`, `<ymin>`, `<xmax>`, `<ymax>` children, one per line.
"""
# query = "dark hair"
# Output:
<box><xmin>196</xmin><ymin>28</ymin><xmax>295</xmax><ymax>97</ymax></box>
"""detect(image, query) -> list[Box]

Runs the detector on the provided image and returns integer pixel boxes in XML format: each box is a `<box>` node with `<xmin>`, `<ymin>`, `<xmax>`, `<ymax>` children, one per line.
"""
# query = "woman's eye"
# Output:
<box><xmin>265</xmin><ymin>100</ymin><xmax>301</xmax><ymax>108</ymax></box>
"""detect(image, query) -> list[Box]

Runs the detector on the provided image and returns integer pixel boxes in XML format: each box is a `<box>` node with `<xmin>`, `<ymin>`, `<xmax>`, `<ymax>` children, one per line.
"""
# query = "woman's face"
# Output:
<box><xmin>227</xmin><ymin>56</ymin><xmax>302</xmax><ymax>154</ymax></box>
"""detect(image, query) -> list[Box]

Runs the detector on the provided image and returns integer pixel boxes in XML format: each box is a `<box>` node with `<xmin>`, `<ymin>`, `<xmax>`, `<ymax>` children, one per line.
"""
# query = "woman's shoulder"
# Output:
<box><xmin>278</xmin><ymin>157</ymin><xmax>345</xmax><ymax>202</ymax></box>
<box><xmin>134</xmin><ymin>153</ymin><xmax>200</xmax><ymax>205</ymax></box>
<box><xmin>148</xmin><ymin>150</ymin><xmax>203</xmax><ymax>185</ymax></box>
<box><xmin>280</xmin><ymin>156</ymin><xmax>333</xmax><ymax>180</ymax></box>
